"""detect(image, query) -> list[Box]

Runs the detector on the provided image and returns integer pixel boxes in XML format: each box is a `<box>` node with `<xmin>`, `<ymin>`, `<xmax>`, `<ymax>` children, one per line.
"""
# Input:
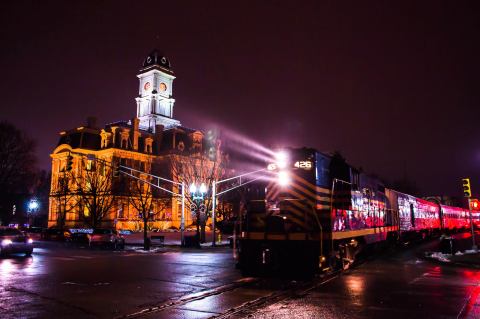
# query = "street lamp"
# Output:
<box><xmin>190</xmin><ymin>182</ymin><xmax>208</xmax><ymax>246</ymax></box>
<box><xmin>28</xmin><ymin>199</ymin><xmax>39</xmax><ymax>212</ymax></box>
<box><xmin>27</xmin><ymin>198</ymin><xmax>40</xmax><ymax>227</ymax></box>
<box><xmin>190</xmin><ymin>182</ymin><xmax>207</xmax><ymax>201</ymax></box>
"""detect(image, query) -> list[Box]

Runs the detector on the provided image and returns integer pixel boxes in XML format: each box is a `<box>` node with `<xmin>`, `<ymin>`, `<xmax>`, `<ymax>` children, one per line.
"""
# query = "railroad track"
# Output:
<box><xmin>117</xmin><ymin>246</ymin><xmax>383</xmax><ymax>319</ymax></box>
<box><xmin>210</xmin><ymin>270</ymin><xmax>342</xmax><ymax>319</ymax></box>
<box><xmin>118</xmin><ymin>269</ymin><xmax>344</xmax><ymax>319</ymax></box>
<box><xmin>116</xmin><ymin>277</ymin><xmax>260</xmax><ymax>318</ymax></box>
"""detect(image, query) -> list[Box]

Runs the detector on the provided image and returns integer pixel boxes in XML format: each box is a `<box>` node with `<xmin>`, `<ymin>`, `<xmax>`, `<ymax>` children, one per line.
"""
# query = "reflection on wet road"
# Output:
<box><xmin>2</xmin><ymin>240</ymin><xmax>480</xmax><ymax>318</ymax></box>
<box><xmin>246</xmin><ymin>241</ymin><xmax>480</xmax><ymax>319</ymax></box>
<box><xmin>0</xmin><ymin>244</ymin><xmax>243</xmax><ymax>318</ymax></box>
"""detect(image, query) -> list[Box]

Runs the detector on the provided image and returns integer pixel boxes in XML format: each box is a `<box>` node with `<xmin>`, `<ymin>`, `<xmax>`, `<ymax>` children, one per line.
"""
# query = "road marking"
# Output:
<box><xmin>53</xmin><ymin>257</ymin><xmax>76</xmax><ymax>261</ymax></box>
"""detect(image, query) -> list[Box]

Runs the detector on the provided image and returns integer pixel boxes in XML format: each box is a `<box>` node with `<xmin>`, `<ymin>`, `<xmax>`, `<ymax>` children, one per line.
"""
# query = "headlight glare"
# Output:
<box><xmin>1</xmin><ymin>239</ymin><xmax>13</xmax><ymax>246</ymax></box>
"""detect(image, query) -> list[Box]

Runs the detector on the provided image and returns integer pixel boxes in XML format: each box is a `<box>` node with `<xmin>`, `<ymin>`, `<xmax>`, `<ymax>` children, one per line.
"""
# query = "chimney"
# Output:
<box><xmin>86</xmin><ymin>116</ymin><xmax>97</xmax><ymax>128</ymax></box>
<box><xmin>154</xmin><ymin>124</ymin><xmax>164</xmax><ymax>154</ymax></box>
<box><xmin>131</xmin><ymin>118</ymin><xmax>140</xmax><ymax>151</ymax></box>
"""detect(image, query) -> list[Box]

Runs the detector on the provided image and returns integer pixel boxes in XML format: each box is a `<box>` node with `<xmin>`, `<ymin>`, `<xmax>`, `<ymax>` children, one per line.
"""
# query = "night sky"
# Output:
<box><xmin>1</xmin><ymin>1</ymin><xmax>479</xmax><ymax>196</ymax></box>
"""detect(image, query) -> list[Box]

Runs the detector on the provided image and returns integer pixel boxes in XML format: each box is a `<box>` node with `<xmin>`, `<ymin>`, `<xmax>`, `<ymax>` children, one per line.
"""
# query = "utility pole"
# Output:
<box><xmin>468</xmin><ymin>198</ymin><xmax>478</xmax><ymax>251</ymax></box>
<box><xmin>462</xmin><ymin>178</ymin><xmax>477</xmax><ymax>251</ymax></box>
<box><xmin>211</xmin><ymin>181</ymin><xmax>216</xmax><ymax>247</ymax></box>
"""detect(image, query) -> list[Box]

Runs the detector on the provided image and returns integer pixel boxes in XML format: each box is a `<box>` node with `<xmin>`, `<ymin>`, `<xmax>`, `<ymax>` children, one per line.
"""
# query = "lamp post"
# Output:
<box><xmin>190</xmin><ymin>182</ymin><xmax>207</xmax><ymax>246</ymax></box>
<box><xmin>27</xmin><ymin>198</ymin><xmax>40</xmax><ymax>227</ymax></box>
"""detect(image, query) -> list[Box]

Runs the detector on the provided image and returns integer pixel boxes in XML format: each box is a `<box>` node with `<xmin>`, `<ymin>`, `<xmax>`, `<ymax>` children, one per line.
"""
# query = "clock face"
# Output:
<box><xmin>144</xmin><ymin>82</ymin><xmax>151</xmax><ymax>91</ymax></box>
<box><xmin>159</xmin><ymin>82</ymin><xmax>167</xmax><ymax>92</ymax></box>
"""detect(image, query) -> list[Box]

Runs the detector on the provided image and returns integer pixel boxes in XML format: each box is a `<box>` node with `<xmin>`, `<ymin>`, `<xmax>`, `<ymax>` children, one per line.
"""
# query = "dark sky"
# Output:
<box><xmin>1</xmin><ymin>1</ymin><xmax>479</xmax><ymax>196</ymax></box>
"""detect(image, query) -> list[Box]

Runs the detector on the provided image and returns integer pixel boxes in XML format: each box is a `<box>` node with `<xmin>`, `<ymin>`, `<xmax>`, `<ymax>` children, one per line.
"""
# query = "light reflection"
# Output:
<box><xmin>345</xmin><ymin>275</ymin><xmax>365</xmax><ymax>294</ymax></box>
<box><xmin>344</xmin><ymin>275</ymin><xmax>365</xmax><ymax>306</ymax></box>
<box><xmin>0</xmin><ymin>256</ymin><xmax>36</xmax><ymax>284</ymax></box>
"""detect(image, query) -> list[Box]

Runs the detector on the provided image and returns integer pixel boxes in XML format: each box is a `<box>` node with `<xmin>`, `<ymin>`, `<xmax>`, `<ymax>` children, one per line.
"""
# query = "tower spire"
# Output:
<box><xmin>135</xmin><ymin>50</ymin><xmax>180</xmax><ymax>132</ymax></box>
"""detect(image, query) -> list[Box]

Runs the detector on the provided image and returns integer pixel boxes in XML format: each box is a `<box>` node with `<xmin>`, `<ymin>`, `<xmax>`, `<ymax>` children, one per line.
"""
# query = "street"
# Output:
<box><xmin>1</xmin><ymin>239</ymin><xmax>480</xmax><ymax>319</ymax></box>
<box><xmin>242</xmin><ymin>239</ymin><xmax>480</xmax><ymax>319</ymax></box>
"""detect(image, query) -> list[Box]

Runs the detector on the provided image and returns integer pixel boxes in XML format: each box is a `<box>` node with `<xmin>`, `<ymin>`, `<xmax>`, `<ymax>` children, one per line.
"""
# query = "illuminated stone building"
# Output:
<box><xmin>48</xmin><ymin>50</ymin><xmax>219</xmax><ymax>230</ymax></box>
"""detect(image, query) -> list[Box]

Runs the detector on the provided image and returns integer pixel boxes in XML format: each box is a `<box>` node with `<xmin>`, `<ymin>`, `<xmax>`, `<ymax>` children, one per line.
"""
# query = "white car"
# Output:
<box><xmin>0</xmin><ymin>227</ymin><xmax>34</xmax><ymax>256</ymax></box>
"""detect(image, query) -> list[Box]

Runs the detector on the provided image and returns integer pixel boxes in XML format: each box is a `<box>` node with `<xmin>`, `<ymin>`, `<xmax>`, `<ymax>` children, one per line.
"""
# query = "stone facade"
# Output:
<box><xmin>48</xmin><ymin>50</ymin><xmax>220</xmax><ymax>231</ymax></box>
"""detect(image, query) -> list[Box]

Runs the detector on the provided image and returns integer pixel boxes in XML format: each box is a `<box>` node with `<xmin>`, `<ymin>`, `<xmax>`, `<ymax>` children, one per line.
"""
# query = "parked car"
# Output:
<box><xmin>0</xmin><ymin>227</ymin><xmax>34</xmax><ymax>256</ymax></box>
<box><xmin>88</xmin><ymin>229</ymin><xmax>125</xmax><ymax>249</ymax></box>
<box><xmin>69</xmin><ymin>232</ymin><xmax>90</xmax><ymax>245</ymax></box>
<box><xmin>41</xmin><ymin>228</ymin><xmax>70</xmax><ymax>241</ymax></box>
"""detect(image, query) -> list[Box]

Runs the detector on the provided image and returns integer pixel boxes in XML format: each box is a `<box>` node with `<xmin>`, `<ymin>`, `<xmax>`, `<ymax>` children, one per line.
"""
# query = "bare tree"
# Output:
<box><xmin>127</xmin><ymin>167</ymin><xmax>169</xmax><ymax>250</ymax></box>
<box><xmin>0</xmin><ymin>121</ymin><xmax>37</xmax><ymax>225</ymax></box>
<box><xmin>49</xmin><ymin>172</ymin><xmax>77</xmax><ymax>229</ymax></box>
<box><xmin>71</xmin><ymin>158</ymin><xmax>116</xmax><ymax>228</ymax></box>
<box><xmin>30</xmin><ymin>170</ymin><xmax>51</xmax><ymax>227</ymax></box>
<box><xmin>170</xmin><ymin>149</ymin><xmax>226</xmax><ymax>243</ymax></box>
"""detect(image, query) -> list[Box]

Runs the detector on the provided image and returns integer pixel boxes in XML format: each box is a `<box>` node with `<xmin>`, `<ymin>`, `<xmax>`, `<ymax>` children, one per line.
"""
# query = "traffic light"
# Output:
<box><xmin>470</xmin><ymin>198</ymin><xmax>480</xmax><ymax>211</ymax></box>
<box><xmin>462</xmin><ymin>178</ymin><xmax>472</xmax><ymax>198</ymax></box>
<box><xmin>66</xmin><ymin>155</ymin><xmax>73</xmax><ymax>171</ymax></box>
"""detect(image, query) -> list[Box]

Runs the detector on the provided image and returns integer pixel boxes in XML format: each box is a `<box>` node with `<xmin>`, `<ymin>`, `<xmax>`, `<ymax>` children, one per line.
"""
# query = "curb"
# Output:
<box><xmin>124</xmin><ymin>243</ymin><xmax>231</xmax><ymax>248</ymax></box>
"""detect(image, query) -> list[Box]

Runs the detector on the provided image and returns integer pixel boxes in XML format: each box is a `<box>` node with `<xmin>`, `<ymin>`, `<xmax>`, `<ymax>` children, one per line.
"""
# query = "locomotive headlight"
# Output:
<box><xmin>278</xmin><ymin>171</ymin><xmax>290</xmax><ymax>186</ymax></box>
<box><xmin>267</xmin><ymin>163</ymin><xmax>277</xmax><ymax>171</ymax></box>
<box><xmin>275</xmin><ymin>151</ymin><xmax>289</xmax><ymax>169</ymax></box>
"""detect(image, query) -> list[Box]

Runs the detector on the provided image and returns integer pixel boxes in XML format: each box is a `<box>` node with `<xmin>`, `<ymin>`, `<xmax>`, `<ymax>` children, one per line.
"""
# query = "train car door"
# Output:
<box><xmin>410</xmin><ymin>203</ymin><xmax>416</xmax><ymax>228</ymax></box>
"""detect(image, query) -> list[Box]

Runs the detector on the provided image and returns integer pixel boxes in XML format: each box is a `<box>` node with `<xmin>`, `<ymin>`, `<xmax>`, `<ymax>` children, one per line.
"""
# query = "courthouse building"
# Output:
<box><xmin>48</xmin><ymin>50</ymin><xmax>219</xmax><ymax>230</ymax></box>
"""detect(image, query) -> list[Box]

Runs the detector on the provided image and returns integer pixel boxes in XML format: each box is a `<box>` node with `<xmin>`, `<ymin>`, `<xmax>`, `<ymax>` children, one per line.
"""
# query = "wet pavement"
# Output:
<box><xmin>0</xmin><ymin>242</ymin><xmax>243</xmax><ymax>318</ymax></box>
<box><xmin>1</xmin><ymin>237</ymin><xmax>480</xmax><ymax>318</ymax></box>
<box><xmin>240</xmin><ymin>240</ymin><xmax>480</xmax><ymax>319</ymax></box>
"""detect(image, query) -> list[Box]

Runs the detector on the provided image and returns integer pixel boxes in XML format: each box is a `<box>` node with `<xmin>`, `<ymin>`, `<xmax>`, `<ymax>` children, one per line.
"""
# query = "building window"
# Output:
<box><xmin>83</xmin><ymin>205</ymin><xmax>90</xmax><ymax>217</ymax></box>
<box><xmin>118</xmin><ymin>203</ymin><xmax>126</xmax><ymax>219</ymax></box>
<box><xmin>86</xmin><ymin>159</ymin><xmax>94</xmax><ymax>171</ymax></box>
<box><xmin>99</xmin><ymin>161</ymin><xmax>105</xmax><ymax>176</ymax></box>
<box><xmin>59</xmin><ymin>160</ymin><xmax>66</xmax><ymax>172</ymax></box>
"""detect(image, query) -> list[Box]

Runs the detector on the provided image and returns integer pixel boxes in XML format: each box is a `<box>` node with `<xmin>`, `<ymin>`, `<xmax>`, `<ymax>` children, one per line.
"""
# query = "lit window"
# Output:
<box><xmin>86</xmin><ymin>160</ymin><xmax>93</xmax><ymax>171</ymax></box>
<box><xmin>83</xmin><ymin>205</ymin><xmax>90</xmax><ymax>217</ymax></box>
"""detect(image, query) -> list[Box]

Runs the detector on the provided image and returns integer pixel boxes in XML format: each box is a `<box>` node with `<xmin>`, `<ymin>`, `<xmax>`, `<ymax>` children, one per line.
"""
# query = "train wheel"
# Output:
<box><xmin>333</xmin><ymin>244</ymin><xmax>353</xmax><ymax>270</ymax></box>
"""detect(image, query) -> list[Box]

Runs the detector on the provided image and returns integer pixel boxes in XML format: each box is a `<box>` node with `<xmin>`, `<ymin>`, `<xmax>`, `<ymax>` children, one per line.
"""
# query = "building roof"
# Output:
<box><xmin>140</xmin><ymin>49</ymin><xmax>174</xmax><ymax>75</ymax></box>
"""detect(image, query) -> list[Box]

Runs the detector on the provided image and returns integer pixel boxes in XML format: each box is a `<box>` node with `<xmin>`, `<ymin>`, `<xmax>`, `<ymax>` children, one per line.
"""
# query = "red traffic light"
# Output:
<box><xmin>470</xmin><ymin>199</ymin><xmax>480</xmax><ymax>211</ymax></box>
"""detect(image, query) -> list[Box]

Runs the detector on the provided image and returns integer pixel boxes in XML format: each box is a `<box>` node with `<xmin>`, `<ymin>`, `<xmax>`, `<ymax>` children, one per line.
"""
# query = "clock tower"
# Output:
<box><xmin>135</xmin><ymin>50</ymin><xmax>180</xmax><ymax>131</ymax></box>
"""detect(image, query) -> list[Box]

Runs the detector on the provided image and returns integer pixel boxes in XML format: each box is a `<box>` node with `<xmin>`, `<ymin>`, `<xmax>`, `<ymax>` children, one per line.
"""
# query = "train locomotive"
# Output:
<box><xmin>237</xmin><ymin>147</ymin><xmax>477</xmax><ymax>276</ymax></box>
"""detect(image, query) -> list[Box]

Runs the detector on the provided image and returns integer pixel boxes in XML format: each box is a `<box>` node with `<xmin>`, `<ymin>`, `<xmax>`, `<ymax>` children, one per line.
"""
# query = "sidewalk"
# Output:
<box><xmin>425</xmin><ymin>231</ymin><xmax>480</xmax><ymax>267</ymax></box>
<box><xmin>123</xmin><ymin>230</ymin><xmax>231</xmax><ymax>247</ymax></box>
